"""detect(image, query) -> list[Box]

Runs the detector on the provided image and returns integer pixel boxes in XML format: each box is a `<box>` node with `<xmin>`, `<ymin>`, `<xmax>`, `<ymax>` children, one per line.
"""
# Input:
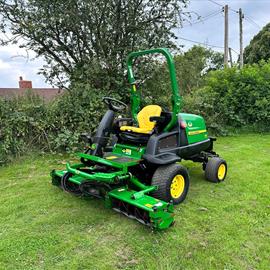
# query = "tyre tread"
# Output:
<box><xmin>151</xmin><ymin>163</ymin><xmax>189</xmax><ymax>204</ymax></box>
<box><xmin>205</xmin><ymin>157</ymin><xmax>227</xmax><ymax>183</ymax></box>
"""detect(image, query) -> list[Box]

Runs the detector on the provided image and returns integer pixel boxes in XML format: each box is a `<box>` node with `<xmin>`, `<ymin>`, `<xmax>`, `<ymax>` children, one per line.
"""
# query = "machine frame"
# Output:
<box><xmin>51</xmin><ymin>48</ymin><xmax>227</xmax><ymax>230</ymax></box>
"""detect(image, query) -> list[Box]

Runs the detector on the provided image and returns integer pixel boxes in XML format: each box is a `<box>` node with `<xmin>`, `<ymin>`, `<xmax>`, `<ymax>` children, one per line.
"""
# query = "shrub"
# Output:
<box><xmin>0</xmin><ymin>92</ymin><xmax>49</xmax><ymax>163</ymax></box>
<box><xmin>47</xmin><ymin>84</ymin><xmax>107</xmax><ymax>151</ymax></box>
<box><xmin>183</xmin><ymin>61</ymin><xmax>270</xmax><ymax>134</ymax></box>
<box><xmin>0</xmin><ymin>86</ymin><xmax>109</xmax><ymax>164</ymax></box>
<box><xmin>1</xmin><ymin>61</ymin><xmax>270</xmax><ymax>164</ymax></box>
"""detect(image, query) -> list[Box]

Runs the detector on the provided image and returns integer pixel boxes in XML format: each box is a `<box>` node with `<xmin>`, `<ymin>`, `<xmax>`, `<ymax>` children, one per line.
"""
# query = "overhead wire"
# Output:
<box><xmin>207</xmin><ymin>0</ymin><xmax>264</xmax><ymax>29</ymax></box>
<box><xmin>176</xmin><ymin>1</ymin><xmax>241</xmax><ymax>59</ymax></box>
<box><xmin>177</xmin><ymin>36</ymin><xmax>224</xmax><ymax>49</ymax></box>
<box><xmin>228</xmin><ymin>6</ymin><xmax>238</xmax><ymax>13</ymax></box>
<box><xmin>177</xmin><ymin>36</ymin><xmax>239</xmax><ymax>55</ymax></box>
<box><xmin>207</xmin><ymin>0</ymin><xmax>223</xmax><ymax>8</ymax></box>
<box><xmin>181</xmin><ymin>9</ymin><xmax>222</xmax><ymax>28</ymax></box>
<box><xmin>207</xmin><ymin>0</ymin><xmax>238</xmax><ymax>13</ymax></box>
<box><xmin>244</xmin><ymin>15</ymin><xmax>262</xmax><ymax>29</ymax></box>
<box><xmin>229</xmin><ymin>47</ymin><xmax>239</xmax><ymax>55</ymax></box>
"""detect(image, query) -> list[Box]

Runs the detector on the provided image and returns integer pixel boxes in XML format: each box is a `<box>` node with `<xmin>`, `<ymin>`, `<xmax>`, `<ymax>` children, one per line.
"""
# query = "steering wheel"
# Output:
<box><xmin>102</xmin><ymin>97</ymin><xmax>127</xmax><ymax>112</ymax></box>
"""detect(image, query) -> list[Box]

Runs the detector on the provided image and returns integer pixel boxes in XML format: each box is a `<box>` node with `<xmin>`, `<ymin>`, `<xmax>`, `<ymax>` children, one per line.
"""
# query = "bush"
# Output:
<box><xmin>183</xmin><ymin>61</ymin><xmax>270</xmax><ymax>134</ymax></box>
<box><xmin>0</xmin><ymin>86</ymin><xmax>108</xmax><ymax>164</ymax></box>
<box><xmin>47</xmin><ymin>84</ymin><xmax>107</xmax><ymax>151</ymax></box>
<box><xmin>1</xmin><ymin>60</ymin><xmax>270</xmax><ymax>164</ymax></box>
<box><xmin>0</xmin><ymin>92</ymin><xmax>49</xmax><ymax>163</ymax></box>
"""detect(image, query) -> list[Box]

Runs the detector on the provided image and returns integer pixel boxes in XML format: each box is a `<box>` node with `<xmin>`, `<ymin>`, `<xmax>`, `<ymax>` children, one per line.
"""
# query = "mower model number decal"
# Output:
<box><xmin>154</xmin><ymin>202</ymin><xmax>163</xmax><ymax>207</ymax></box>
<box><xmin>188</xmin><ymin>129</ymin><xmax>207</xmax><ymax>136</ymax></box>
<box><xmin>122</xmin><ymin>149</ymin><xmax>132</xmax><ymax>155</ymax></box>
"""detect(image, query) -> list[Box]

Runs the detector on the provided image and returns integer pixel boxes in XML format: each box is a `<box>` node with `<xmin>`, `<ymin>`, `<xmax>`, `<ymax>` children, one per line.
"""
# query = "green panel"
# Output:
<box><xmin>53</xmin><ymin>170</ymin><xmax>66</xmax><ymax>178</ymax></box>
<box><xmin>180</xmin><ymin>113</ymin><xmax>208</xmax><ymax>144</ymax></box>
<box><xmin>66</xmin><ymin>174</ymin><xmax>85</xmax><ymax>185</ymax></box>
<box><xmin>112</xmin><ymin>144</ymin><xmax>145</xmax><ymax>159</ymax></box>
<box><xmin>109</xmin><ymin>188</ymin><xmax>164</xmax><ymax>212</ymax></box>
<box><xmin>78</xmin><ymin>153</ymin><xmax>124</xmax><ymax>168</ymax></box>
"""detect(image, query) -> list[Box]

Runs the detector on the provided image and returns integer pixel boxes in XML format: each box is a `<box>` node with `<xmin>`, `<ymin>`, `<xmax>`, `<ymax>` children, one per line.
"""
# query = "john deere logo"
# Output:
<box><xmin>188</xmin><ymin>122</ymin><xmax>193</xmax><ymax>127</ymax></box>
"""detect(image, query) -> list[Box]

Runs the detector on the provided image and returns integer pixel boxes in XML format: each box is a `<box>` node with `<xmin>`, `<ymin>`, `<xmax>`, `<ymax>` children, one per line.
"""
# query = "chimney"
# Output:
<box><xmin>19</xmin><ymin>76</ymin><xmax>32</xmax><ymax>89</ymax></box>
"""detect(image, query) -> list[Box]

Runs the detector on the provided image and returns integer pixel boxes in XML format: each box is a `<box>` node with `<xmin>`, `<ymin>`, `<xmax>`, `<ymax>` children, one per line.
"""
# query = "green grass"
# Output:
<box><xmin>0</xmin><ymin>134</ymin><xmax>269</xmax><ymax>270</ymax></box>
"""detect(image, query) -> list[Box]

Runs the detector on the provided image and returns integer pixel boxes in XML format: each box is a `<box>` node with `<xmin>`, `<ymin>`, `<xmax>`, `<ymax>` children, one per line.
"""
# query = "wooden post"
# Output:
<box><xmin>224</xmin><ymin>5</ymin><xmax>229</xmax><ymax>67</ymax></box>
<box><xmin>239</xmin><ymin>8</ymin><xmax>244</xmax><ymax>68</ymax></box>
<box><xmin>229</xmin><ymin>47</ymin><xmax>233</xmax><ymax>67</ymax></box>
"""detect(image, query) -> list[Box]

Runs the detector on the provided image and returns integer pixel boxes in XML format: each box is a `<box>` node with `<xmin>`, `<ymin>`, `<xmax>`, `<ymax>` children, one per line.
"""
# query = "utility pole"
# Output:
<box><xmin>223</xmin><ymin>5</ymin><xmax>229</xmax><ymax>67</ymax></box>
<box><xmin>229</xmin><ymin>47</ymin><xmax>233</xmax><ymax>67</ymax></box>
<box><xmin>239</xmin><ymin>8</ymin><xmax>244</xmax><ymax>68</ymax></box>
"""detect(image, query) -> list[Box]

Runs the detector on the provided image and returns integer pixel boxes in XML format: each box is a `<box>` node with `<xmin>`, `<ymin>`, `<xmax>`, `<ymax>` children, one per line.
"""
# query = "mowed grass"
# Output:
<box><xmin>0</xmin><ymin>134</ymin><xmax>269</xmax><ymax>270</ymax></box>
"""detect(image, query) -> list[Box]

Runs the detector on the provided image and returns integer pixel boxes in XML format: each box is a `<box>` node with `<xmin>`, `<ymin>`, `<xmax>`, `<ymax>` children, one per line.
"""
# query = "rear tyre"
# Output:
<box><xmin>205</xmin><ymin>157</ymin><xmax>227</xmax><ymax>183</ymax></box>
<box><xmin>151</xmin><ymin>163</ymin><xmax>189</xmax><ymax>205</ymax></box>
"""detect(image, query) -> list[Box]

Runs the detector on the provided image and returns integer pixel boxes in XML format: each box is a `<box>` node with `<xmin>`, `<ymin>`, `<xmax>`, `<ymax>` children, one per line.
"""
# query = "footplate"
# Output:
<box><xmin>108</xmin><ymin>187</ymin><xmax>174</xmax><ymax>230</ymax></box>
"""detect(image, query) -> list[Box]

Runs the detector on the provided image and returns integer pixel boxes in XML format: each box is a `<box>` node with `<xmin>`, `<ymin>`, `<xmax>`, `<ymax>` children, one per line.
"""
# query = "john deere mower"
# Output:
<box><xmin>51</xmin><ymin>48</ymin><xmax>227</xmax><ymax>230</ymax></box>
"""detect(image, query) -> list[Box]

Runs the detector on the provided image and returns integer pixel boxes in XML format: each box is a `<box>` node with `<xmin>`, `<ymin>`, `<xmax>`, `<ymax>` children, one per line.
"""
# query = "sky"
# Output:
<box><xmin>0</xmin><ymin>0</ymin><xmax>269</xmax><ymax>88</ymax></box>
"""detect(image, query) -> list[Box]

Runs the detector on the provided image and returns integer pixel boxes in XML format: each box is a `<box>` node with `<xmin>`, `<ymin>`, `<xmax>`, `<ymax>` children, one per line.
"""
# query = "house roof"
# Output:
<box><xmin>0</xmin><ymin>76</ymin><xmax>64</xmax><ymax>102</ymax></box>
<box><xmin>0</xmin><ymin>88</ymin><xmax>64</xmax><ymax>101</ymax></box>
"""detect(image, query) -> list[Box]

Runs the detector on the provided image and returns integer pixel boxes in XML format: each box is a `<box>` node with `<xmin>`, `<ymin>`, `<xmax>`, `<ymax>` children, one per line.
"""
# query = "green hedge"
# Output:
<box><xmin>183</xmin><ymin>61</ymin><xmax>270</xmax><ymax>134</ymax></box>
<box><xmin>0</xmin><ymin>86</ymin><xmax>107</xmax><ymax>164</ymax></box>
<box><xmin>1</xmin><ymin>61</ymin><xmax>270</xmax><ymax>164</ymax></box>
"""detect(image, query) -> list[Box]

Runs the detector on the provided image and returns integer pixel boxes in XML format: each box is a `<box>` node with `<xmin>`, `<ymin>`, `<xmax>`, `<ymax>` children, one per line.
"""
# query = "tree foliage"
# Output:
<box><xmin>0</xmin><ymin>0</ymin><xmax>189</xmax><ymax>88</ymax></box>
<box><xmin>142</xmin><ymin>45</ymin><xmax>223</xmax><ymax>107</ymax></box>
<box><xmin>244</xmin><ymin>22</ymin><xmax>270</xmax><ymax>64</ymax></box>
<box><xmin>185</xmin><ymin>60</ymin><xmax>270</xmax><ymax>134</ymax></box>
<box><xmin>0</xmin><ymin>87</ymin><xmax>107</xmax><ymax>164</ymax></box>
<box><xmin>1</xmin><ymin>60</ymin><xmax>270</xmax><ymax>164</ymax></box>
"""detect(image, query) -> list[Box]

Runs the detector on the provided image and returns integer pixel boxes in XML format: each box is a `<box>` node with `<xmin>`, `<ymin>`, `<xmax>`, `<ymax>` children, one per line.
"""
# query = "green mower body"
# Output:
<box><xmin>51</xmin><ymin>48</ymin><xmax>227</xmax><ymax>230</ymax></box>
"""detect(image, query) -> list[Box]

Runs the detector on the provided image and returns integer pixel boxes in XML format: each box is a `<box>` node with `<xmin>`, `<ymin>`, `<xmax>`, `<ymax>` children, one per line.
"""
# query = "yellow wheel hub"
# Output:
<box><xmin>170</xmin><ymin>174</ymin><xmax>185</xmax><ymax>199</ymax></box>
<box><xmin>218</xmin><ymin>164</ymin><xmax>226</xmax><ymax>180</ymax></box>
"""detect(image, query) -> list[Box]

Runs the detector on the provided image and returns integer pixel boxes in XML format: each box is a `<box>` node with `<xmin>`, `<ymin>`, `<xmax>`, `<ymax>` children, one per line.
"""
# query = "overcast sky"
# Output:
<box><xmin>0</xmin><ymin>0</ymin><xmax>269</xmax><ymax>88</ymax></box>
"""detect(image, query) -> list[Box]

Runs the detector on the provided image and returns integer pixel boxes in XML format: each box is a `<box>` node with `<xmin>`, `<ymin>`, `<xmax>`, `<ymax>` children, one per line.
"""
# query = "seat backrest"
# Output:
<box><xmin>137</xmin><ymin>105</ymin><xmax>162</xmax><ymax>131</ymax></box>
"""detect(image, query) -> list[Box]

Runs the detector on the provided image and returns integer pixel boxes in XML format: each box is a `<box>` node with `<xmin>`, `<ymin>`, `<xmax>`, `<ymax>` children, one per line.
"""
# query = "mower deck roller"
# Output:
<box><xmin>109</xmin><ymin>188</ymin><xmax>174</xmax><ymax>229</ymax></box>
<box><xmin>50</xmin><ymin>48</ymin><xmax>227</xmax><ymax>230</ymax></box>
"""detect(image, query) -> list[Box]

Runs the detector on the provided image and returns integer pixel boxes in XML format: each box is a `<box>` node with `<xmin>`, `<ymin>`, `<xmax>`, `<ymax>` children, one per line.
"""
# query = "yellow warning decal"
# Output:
<box><xmin>145</xmin><ymin>203</ymin><xmax>153</xmax><ymax>208</ymax></box>
<box><xmin>106</xmin><ymin>156</ymin><xmax>118</xmax><ymax>160</ymax></box>
<box><xmin>188</xmin><ymin>129</ymin><xmax>207</xmax><ymax>136</ymax></box>
<box><xmin>132</xmin><ymin>84</ymin><xmax>137</xmax><ymax>92</ymax></box>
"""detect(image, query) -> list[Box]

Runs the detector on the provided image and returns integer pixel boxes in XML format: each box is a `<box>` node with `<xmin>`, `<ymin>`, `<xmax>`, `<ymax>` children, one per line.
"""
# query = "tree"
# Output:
<box><xmin>0</xmin><ymin>0</ymin><xmax>190</xmax><ymax>90</ymax></box>
<box><xmin>174</xmin><ymin>45</ymin><xmax>223</xmax><ymax>93</ymax></box>
<box><xmin>244</xmin><ymin>22</ymin><xmax>270</xmax><ymax>64</ymax></box>
<box><xmin>142</xmin><ymin>45</ymin><xmax>223</xmax><ymax>108</ymax></box>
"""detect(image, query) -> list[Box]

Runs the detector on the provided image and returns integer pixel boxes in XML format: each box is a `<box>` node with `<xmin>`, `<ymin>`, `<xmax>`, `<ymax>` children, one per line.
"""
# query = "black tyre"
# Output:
<box><xmin>61</xmin><ymin>172</ymin><xmax>82</xmax><ymax>196</ymax></box>
<box><xmin>151</xmin><ymin>163</ymin><xmax>190</xmax><ymax>205</ymax></box>
<box><xmin>205</xmin><ymin>157</ymin><xmax>227</xmax><ymax>183</ymax></box>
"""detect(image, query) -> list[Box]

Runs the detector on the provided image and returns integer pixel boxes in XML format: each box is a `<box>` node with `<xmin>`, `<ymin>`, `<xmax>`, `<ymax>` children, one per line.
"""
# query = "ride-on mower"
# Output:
<box><xmin>51</xmin><ymin>48</ymin><xmax>227</xmax><ymax>230</ymax></box>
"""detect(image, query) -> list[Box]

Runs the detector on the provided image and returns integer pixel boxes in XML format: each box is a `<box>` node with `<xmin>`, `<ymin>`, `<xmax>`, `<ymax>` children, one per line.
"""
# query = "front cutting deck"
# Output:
<box><xmin>51</xmin><ymin>147</ymin><xmax>175</xmax><ymax>230</ymax></box>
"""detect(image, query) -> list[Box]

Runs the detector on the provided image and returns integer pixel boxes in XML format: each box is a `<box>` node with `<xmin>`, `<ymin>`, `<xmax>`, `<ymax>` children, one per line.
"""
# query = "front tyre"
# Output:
<box><xmin>61</xmin><ymin>172</ymin><xmax>82</xmax><ymax>196</ymax></box>
<box><xmin>205</xmin><ymin>157</ymin><xmax>227</xmax><ymax>183</ymax></box>
<box><xmin>151</xmin><ymin>163</ymin><xmax>190</xmax><ymax>205</ymax></box>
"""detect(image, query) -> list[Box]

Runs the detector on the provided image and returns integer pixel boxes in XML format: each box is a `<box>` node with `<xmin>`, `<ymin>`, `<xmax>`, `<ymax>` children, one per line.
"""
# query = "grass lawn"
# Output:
<box><xmin>0</xmin><ymin>134</ymin><xmax>269</xmax><ymax>270</ymax></box>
